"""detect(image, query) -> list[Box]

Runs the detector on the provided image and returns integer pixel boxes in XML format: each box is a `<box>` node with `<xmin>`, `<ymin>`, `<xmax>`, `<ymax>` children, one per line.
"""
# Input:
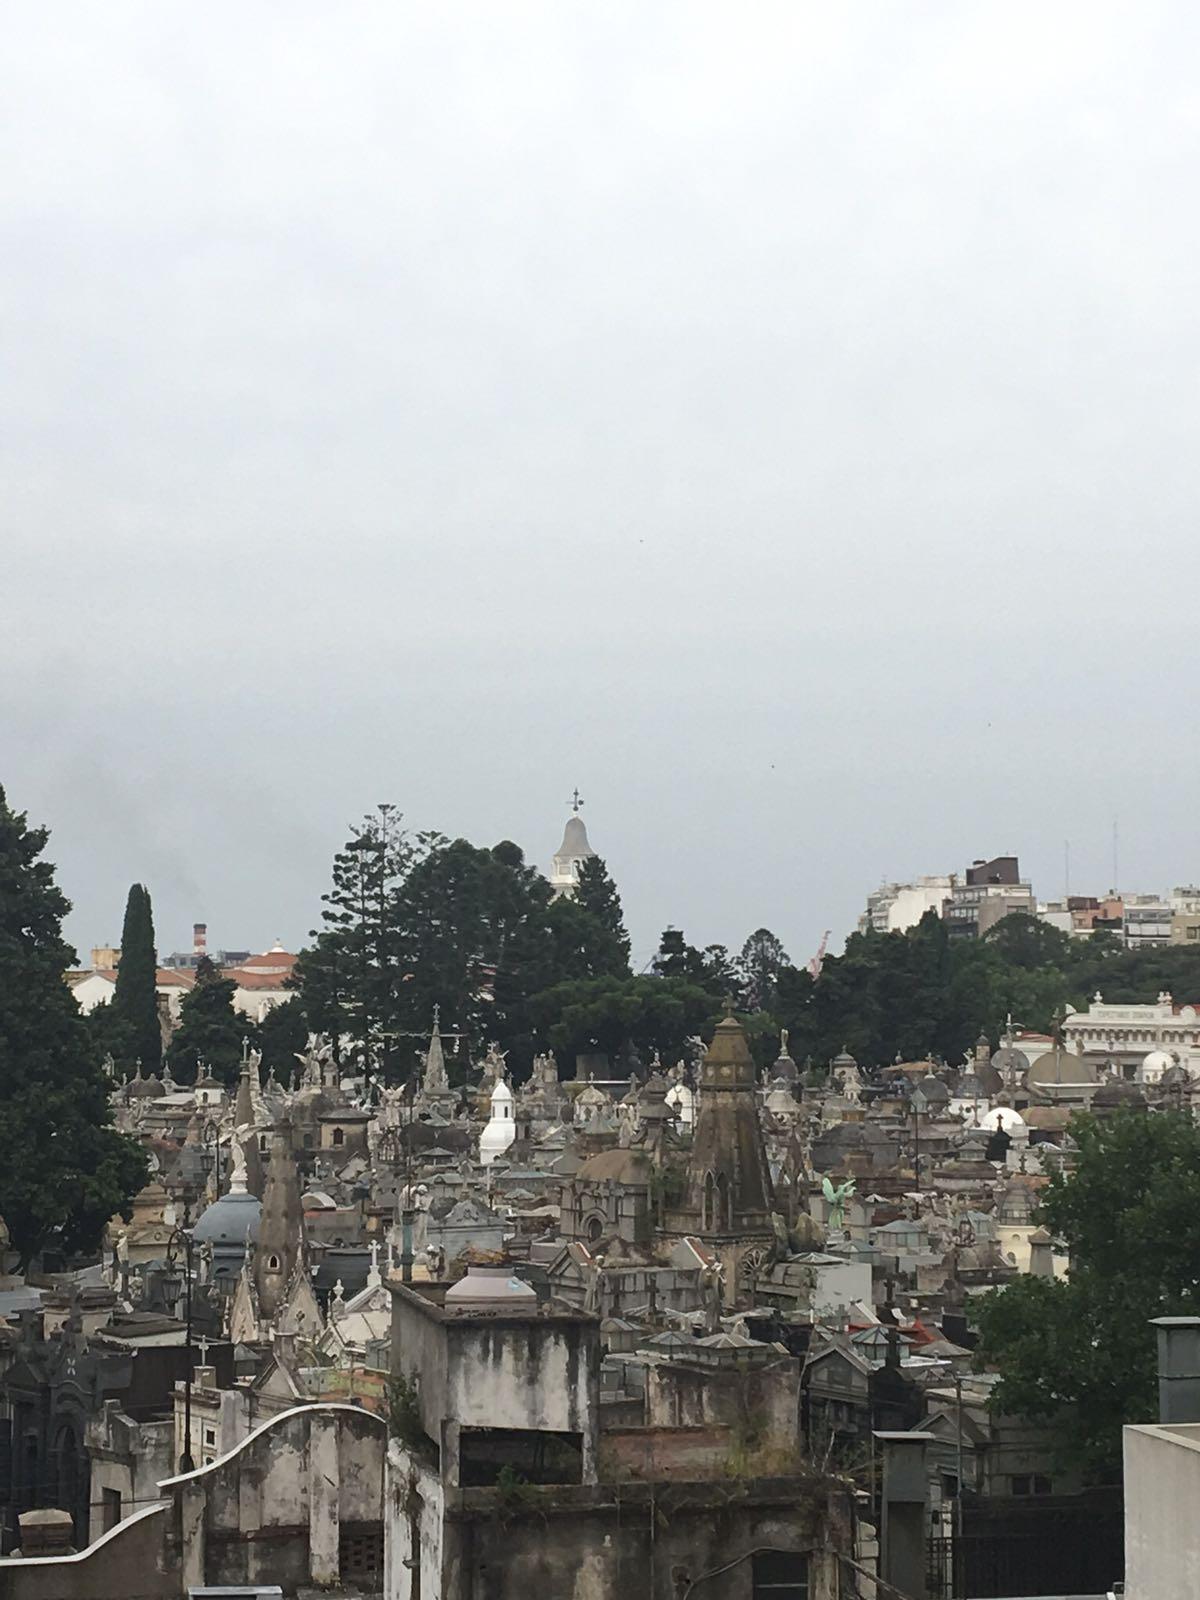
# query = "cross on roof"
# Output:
<box><xmin>568</xmin><ymin>787</ymin><xmax>584</xmax><ymax>814</ymax></box>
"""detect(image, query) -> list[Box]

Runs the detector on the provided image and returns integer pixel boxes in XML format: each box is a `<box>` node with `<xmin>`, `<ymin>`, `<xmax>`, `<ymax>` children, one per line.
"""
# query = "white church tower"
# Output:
<box><xmin>550</xmin><ymin>788</ymin><xmax>597</xmax><ymax>900</ymax></box>
<box><xmin>479</xmin><ymin>1076</ymin><xmax>516</xmax><ymax>1166</ymax></box>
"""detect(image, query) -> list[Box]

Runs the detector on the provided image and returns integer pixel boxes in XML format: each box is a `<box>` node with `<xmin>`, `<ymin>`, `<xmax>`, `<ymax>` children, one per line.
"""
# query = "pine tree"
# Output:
<box><xmin>573</xmin><ymin>856</ymin><xmax>631</xmax><ymax>973</ymax></box>
<box><xmin>0</xmin><ymin>785</ymin><xmax>148</xmax><ymax>1269</ymax></box>
<box><xmin>292</xmin><ymin>806</ymin><xmax>427</xmax><ymax>1072</ymax></box>
<box><xmin>112</xmin><ymin>883</ymin><xmax>161</xmax><ymax>1070</ymax></box>
<box><xmin>168</xmin><ymin>957</ymin><xmax>245</xmax><ymax>1085</ymax></box>
<box><xmin>256</xmin><ymin>995</ymin><xmax>309</xmax><ymax>1081</ymax></box>
<box><xmin>738</xmin><ymin>928</ymin><xmax>791</xmax><ymax>1011</ymax></box>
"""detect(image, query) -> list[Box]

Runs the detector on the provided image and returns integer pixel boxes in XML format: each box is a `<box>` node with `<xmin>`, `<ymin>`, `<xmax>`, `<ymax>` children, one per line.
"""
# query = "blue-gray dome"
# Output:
<box><xmin>192</xmin><ymin>1190</ymin><xmax>262</xmax><ymax>1247</ymax></box>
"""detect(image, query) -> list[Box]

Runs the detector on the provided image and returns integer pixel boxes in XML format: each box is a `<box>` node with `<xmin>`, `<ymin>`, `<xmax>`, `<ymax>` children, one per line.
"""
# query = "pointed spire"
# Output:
<box><xmin>424</xmin><ymin>1009</ymin><xmax>449</xmax><ymax>1094</ymax></box>
<box><xmin>254</xmin><ymin>1118</ymin><xmax>304</xmax><ymax>1325</ymax></box>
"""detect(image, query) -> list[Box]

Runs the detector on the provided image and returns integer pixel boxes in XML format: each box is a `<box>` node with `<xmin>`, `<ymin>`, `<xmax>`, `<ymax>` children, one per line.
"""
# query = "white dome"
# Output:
<box><xmin>1142</xmin><ymin>1049</ymin><xmax>1175</xmax><ymax>1083</ymax></box>
<box><xmin>978</xmin><ymin>1105</ymin><xmax>1025</xmax><ymax>1132</ymax></box>
<box><xmin>491</xmin><ymin>1078</ymin><xmax>513</xmax><ymax>1103</ymax></box>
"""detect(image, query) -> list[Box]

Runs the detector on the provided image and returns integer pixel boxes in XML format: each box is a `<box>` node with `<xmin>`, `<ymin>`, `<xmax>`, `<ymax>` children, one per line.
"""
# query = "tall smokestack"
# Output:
<box><xmin>193</xmin><ymin>923</ymin><xmax>207</xmax><ymax>961</ymax></box>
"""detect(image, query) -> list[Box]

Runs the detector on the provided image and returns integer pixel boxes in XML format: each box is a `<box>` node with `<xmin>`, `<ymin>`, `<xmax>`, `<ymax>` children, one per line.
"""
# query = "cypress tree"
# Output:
<box><xmin>112</xmin><ymin>883</ymin><xmax>161</xmax><ymax>1070</ymax></box>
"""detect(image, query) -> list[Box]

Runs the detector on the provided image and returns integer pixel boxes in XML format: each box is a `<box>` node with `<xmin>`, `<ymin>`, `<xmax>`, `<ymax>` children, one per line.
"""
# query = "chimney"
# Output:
<box><xmin>193</xmin><ymin>923</ymin><xmax>208</xmax><ymax>960</ymax></box>
<box><xmin>1028</xmin><ymin>1228</ymin><xmax>1055</xmax><ymax>1279</ymax></box>
<box><xmin>1151</xmin><ymin>1317</ymin><xmax>1200</xmax><ymax>1423</ymax></box>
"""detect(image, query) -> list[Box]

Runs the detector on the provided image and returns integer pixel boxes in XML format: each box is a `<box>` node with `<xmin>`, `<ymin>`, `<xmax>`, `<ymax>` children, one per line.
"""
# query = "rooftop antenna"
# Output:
<box><xmin>1112</xmin><ymin>818</ymin><xmax>1119</xmax><ymax>897</ymax></box>
<box><xmin>1065</xmin><ymin>839</ymin><xmax>1071</xmax><ymax>901</ymax></box>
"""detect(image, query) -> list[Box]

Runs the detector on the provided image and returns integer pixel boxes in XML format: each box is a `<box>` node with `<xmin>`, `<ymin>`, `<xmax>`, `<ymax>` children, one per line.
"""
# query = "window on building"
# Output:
<box><xmin>267</xmin><ymin>1253</ymin><xmax>280</xmax><ymax>1271</ymax></box>
<box><xmin>752</xmin><ymin>1549</ymin><xmax>809</xmax><ymax>1599</ymax></box>
<box><xmin>333</xmin><ymin>1127</ymin><xmax>345</xmax><ymax>1147</ymax></box>
<box><xmin>340</xmin><ymin>1526</ymin><xmax>385</xmax><ymax>1584</ymax></box>
<box><xmin>1011</xmin><ymin>1473</ymin><xmax>1052</xmax><ymax>1496</ymax></box>
<box><xmin>204</xmin><ymin>1427</ymin><xmax>215</xmax><ymax>1446</ymax></box>
<box><xmin>702</xmin><ymin>1171</ymin><xmax>715</xmax><ymax>1230</ymax></box>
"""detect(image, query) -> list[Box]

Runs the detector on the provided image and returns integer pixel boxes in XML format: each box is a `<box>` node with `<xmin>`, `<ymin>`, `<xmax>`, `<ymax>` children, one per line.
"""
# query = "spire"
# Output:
<box><xmin>424</xmin><ymin>1009</ymin><xmax>449</xmax><ymax>1094</ymax></box>
<box><xmin>669</xmin><ymin>1011</ymin><xmax>774</xmax><ymax>1239</ymax></box>
<box><xmin>254</xmin><ymin>1118</ymin><xmax>305</xmax><ymax>1324</ymax></box>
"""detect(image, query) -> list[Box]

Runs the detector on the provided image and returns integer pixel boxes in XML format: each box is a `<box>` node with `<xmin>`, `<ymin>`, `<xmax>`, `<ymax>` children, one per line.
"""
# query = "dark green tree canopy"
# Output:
<box><xmin>0</xmin><ymin>785</ymin><xmax>147</xmax><ymax>1269</ymax></box>
<box><xmin>292</xmin><ymin>806</ymin><xmax>430</xmax><ymax>1071</ymax></box>
<box><xmin>738</xmin><ymin>928</ymin><xmax>790</xmax><ymax>1012</ymax></box>
<box><xmin>255</xmin><ymin>995</ymin><xmax>309</xmax><ymax>1082</ymax></box>
<box><xmin>292</xmin><ymin>812</ymin><xmax>1200</xmax><ymax>1087</ymax></box>
<box><xmin>168</xmin><ymin>960</ymin><xmax>245</xmax><ymax>1086</ymax></box>
<box><xmin>976</xmin><ymin>1108</ymin><xmax>1200</xmax><ymax>1478</ymax></box>
<box><xmin>112</xmin><ymin>882</ymin><xmax>161</xmax><ymax>1071</ymax></box>
<box><xmin>573</xmin><ymin>856</ymin><xmax>631</xmax><ymax>974</ymax></box>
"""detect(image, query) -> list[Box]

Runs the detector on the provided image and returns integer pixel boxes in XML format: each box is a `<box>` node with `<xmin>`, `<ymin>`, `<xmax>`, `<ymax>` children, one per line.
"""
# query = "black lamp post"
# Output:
<box><xmin>910</xmin><ymin>1084</ymin><xmax>928</xmax><ymax>1191</ymax></box>
<box><xmin>165</xmin><ymin>1204</ymin><xmax>196</xmax><ymax>1472</ymax></box>
<box><xmin>204</xmin><ymin>1122</ymin><xmax>224</xmax><ymax>1199</ymax></box>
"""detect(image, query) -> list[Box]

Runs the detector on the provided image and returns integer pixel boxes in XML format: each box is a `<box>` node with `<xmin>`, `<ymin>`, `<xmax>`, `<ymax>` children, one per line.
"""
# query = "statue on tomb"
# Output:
<box><xmin>768</xmin><ymin>1209</ymin><xmax>824</xmax><ymax>1263</ymax></box>
<box><xmin>821</xmin><ymin>1174</ymin><xmax>856</xmax><ymax>1230</ymax></box>
<box><xmin>583</xmin><ymin>1253</ymin><xmax>606</xmax><ymax>1315</ymax></box>
<box><xmin>702</xmin><ymin>1260</ymin><xmax>725</xmax><ymax>1334</ymax></box>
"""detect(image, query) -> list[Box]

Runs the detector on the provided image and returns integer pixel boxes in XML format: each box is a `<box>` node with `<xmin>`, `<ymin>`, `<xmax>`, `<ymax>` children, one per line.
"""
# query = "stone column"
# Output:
<box><xmin>179</xmin><ymin>1479</ymin><xmax>206</xmax><ymax>1595</ymax></box>
<box><xmin>309</xmin><ymin>1410</ymin><xmax>340</xmax><ymax>1586</ymax></box>
<box><xmin>875</xmin><ymin>1430</ymin><xmax>933</xmax><ymax>1600</ymax></box>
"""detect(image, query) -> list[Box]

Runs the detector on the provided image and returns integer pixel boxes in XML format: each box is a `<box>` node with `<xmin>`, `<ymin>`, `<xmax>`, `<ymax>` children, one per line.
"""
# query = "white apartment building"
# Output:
<box><xmin>859</xmin><ymin>876</ymin><xmax>953</xmax><ymax>935</ymax></box>
<box><xmin>1123</xmin><ymin>896</ymin><xmax>1174</xmax><ymax>951</ymax></box>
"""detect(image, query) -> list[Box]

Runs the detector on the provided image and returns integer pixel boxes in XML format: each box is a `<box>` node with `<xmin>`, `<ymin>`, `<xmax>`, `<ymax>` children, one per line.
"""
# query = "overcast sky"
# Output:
<box><xmin>3</xmin><ymin>2</ymin><xmax>1198</xmax><ymax>971</ymax></box>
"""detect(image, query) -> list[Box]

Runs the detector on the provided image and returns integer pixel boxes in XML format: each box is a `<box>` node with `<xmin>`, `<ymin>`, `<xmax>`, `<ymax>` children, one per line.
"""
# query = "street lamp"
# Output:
<box><xmin>165</xmin><ymin>1204</ymin><xmax>196</xmax><ymax>1472</ymax></box>
<box><xmin>910</xmin><ymin>1084</ymin><xmax>929</xmax><ymax>1191</ymax></box>
<box><xmin>204</xmin><ymin>1122</ymin><xmax>224</xmax><ymax>1199</ymax></box>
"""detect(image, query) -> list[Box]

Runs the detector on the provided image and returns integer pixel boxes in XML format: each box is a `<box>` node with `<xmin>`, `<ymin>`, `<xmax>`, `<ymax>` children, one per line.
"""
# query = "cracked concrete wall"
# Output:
<box><xmin>385</xmin><ymin>1439</ymin><xmax>444</xmax><ymax>1600</ymax></box>
<box><xmin>436</xmin><ymin>1480</ymin><xmax>849</xmax><ymax>1600</ymax></box>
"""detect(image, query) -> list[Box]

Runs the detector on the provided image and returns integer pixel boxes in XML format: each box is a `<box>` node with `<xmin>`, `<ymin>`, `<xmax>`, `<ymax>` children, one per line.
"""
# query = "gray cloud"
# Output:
<box><xmin>2</xmin><ymin>2</ymin><xmax>1197</xmax><ymax>968</ymax></box>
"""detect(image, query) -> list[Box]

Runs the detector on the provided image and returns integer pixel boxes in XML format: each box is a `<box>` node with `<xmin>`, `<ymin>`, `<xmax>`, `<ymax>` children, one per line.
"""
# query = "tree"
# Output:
<box><xmin>975</xmin><ymin>1108</ymin><xmax>1200</xmax><ymax>1478</ymax></box>
<box><xmin>544</xmin><ymin>896</ymin><xmax>629</xmax><ymax>985</ymax></box>
<box><xmin>530</xmin><ymin>975</ymin><xmax>715</xmax><ymax>1068</ymax></box>
<box><xmin>168</xmin><ymin>956</ymin><xmax>245</xmax><ymax>1085</ymax></box>
<box><xmin>394</xmin><ymin>838</ymin><xmax>556</xmax><ymax>1077</ymax></box>
<box><xmin>0</xmin><ymin>785</ymin><xmax>148</xmax><ymax>1269</ymax></box>
<box><xmin>982</xmin><ymin>911</ymin><xmax>1071</xmax><ymax>971</ymax></box>
<box><xmin>112</xmin><ymin>883</ymin><xmax>161</xmax><ymax>1071</ymax></box>
<box><xmin>651</xmin><ymin>928</ymin><xmax>739</xmax><ymax>1002</ymax></box>
<box><xmin>292</xmin><ymin>807</ymin><xmax>429</xmax><ymax>1071</ymax></box>
<box><xmin>738</xmin><ymin>928</ymin><xmax>791</xmax><ymax>1012</ymax></box>
<box><xmin>256</xmin><ymin>996</ymin><xmax>309</xmax><ymax>1082</ymax></box>
<box><xmin>573</xmin><ymin>856</ymin><xmax>631</xmax><ymax>974</ymax></box>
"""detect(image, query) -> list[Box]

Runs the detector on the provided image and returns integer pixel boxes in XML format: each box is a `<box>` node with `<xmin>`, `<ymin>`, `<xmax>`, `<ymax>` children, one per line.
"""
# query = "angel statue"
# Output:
<box><xmin>821</xmin><ymin>1175</ymin><xmax>857</xmax><ymax>1230</ymax></box>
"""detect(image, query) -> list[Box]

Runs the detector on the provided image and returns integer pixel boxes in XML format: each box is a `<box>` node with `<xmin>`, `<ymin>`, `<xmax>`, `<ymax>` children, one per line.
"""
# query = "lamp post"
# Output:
<box><xmin>205</xmin><ymin>1122</ymin><xmax>224</xmax><ymax>1199</ymax></box>
<box><xmin>166</xmin><ymin>1204</ymin><xmax>196</xmax><ymax>1472</ymax></box>
<box><xmin>910</xmin><ymin>1085</ymin><xmax>928</xmax><ymax>1191</ymax></box>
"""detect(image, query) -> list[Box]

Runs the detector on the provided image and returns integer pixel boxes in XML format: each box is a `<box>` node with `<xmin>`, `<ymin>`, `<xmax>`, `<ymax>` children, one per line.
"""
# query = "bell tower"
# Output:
<box><xmin>550</xmin><ymin>788</ymin><xmax>597</xmax><ymax>899</ymax></box>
